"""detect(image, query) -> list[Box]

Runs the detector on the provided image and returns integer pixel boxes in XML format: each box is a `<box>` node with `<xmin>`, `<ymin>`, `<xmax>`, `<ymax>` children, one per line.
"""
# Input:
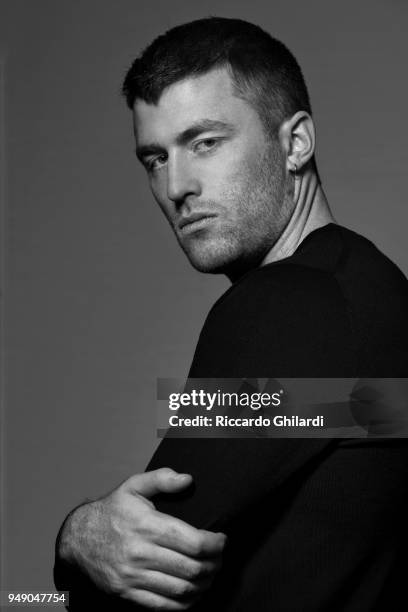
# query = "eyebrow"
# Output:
<box><xmin>135</xmin><ymin>119</ymin><xmax>235</xmax><ymax>162</ymax></box>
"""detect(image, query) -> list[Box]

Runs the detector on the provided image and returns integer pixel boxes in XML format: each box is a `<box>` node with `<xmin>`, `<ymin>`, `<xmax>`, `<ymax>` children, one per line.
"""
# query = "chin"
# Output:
<box><xmin>187</xmin><ymin>254</ymin><xmax>229</xmax><ymax>275</ymax></box>
<box><xmin>182</xmin><ymin>240</ymin><xmax>238</xmax><ymax>275</ymax></box>
<box><xmin>182</xmin><ymin>233</ymin><xmax>271</xmax><ymax>279</ymax></box>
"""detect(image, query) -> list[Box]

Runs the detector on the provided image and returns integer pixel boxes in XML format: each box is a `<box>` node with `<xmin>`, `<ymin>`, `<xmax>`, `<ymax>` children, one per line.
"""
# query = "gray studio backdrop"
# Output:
<box><xmin>1</xmin><ymin>0</ymin><xmax>407</xmax><ymax>596</ymax></box>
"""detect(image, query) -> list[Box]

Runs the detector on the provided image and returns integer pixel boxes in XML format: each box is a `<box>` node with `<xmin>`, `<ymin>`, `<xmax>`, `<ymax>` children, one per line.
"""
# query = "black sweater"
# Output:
<box><xmin>56</xmin><ymin>224</ymin><xmax>408</xmax><ymax>610</ymax></box>
<box><xmin>147</xmin><ymin>224</ymin><xmax>408</xmax><ymax>611</ymax></box>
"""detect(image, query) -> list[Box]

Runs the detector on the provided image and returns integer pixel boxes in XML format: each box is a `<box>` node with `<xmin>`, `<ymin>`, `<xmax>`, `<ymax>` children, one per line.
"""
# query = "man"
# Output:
<box><xmin>54</xmin><ymin>17</ymin><xmax>408</xmax><ymax>611</ymax></box>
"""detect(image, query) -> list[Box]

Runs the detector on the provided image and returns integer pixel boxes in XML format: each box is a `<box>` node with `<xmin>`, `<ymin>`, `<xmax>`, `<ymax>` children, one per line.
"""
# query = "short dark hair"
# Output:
<box><xmin>122</xmin><ymin>17</ymin><xmax>313</xmax><ymax>137</ymax></box>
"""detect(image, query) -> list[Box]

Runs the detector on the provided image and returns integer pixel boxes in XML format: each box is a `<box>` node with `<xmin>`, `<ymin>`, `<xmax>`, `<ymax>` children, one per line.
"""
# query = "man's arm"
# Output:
<box><xmin>54</xmin><ymin>468</ymin><xmax>226</xmax><ymax>611</ymax></box>
<box><xmin>52</xmin><ymin>261</ymin><xmax>370</xmax><ymax>609</ymax></box>
<box><xmin>146</xmin><ymin>268</ymin><xmax>350</xmax><ymax>531</ymax></box>
<box><xmin>144</xmin><ymin>267</ymin><xmax>408</xmax><ymax>610</ymax></box>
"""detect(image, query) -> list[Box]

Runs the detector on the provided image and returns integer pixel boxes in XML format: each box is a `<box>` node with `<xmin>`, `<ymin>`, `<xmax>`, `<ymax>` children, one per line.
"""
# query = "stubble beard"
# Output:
<box><xmin>177</xmin><ymin>139</ymin><xmax>291</xmax><ymax>277</ymax></box>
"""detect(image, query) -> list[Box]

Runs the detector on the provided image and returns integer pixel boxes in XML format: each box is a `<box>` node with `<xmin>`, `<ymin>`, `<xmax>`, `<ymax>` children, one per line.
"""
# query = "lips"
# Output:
<box><xmin>178</xmin><ymin>212</ymin><xmax>216</xmax><ymax>230</ymax></box>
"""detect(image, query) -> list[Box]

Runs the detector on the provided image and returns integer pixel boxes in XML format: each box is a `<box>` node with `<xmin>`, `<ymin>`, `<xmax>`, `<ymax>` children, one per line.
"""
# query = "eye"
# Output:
<box><xmin>193</xmin><ymin>138</ymin><xmax>221</xmax><ymax>153</ymax></box>
<box><xmin>147</xmin><ymin>153</ymin><xmax>168</xmax><ymax>172</ymax></box>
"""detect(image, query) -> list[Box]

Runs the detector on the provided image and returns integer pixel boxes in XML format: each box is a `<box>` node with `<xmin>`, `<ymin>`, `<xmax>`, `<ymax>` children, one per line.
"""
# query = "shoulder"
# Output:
<box><xmin>192</xmin><ymin>261</ymin><xmax>355</xmax><ymax>378</ymax></box>
<box><xmin>208</xmin><ymin>261</ymin><xmax>344</xmax><ymax>327</ymax></box>
<box><xmin>190</xmin><ymin>224</ymin><xmax>408</xmax><ymax>378</ymax></box>
<box><xmin>333</xmin><ymin>225</ymin><xmax>408</xmax><ymax>291</ymax></box>
<box><xmin>331</xmin><ymin>226</ymin><xmax>408</xmax><ymax>375</ymax></box>
<box><xmin>209</xmin><ymin>223</ymin><xmax>408</xmax><ymax>341</ymax></box>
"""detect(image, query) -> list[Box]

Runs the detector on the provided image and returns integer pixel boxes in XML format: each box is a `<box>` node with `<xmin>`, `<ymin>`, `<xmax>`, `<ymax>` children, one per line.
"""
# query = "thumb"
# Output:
<box><xmin>129</xmin><ymin>468</ymin><xmax>193</xmax><ymax>499</ymax></box>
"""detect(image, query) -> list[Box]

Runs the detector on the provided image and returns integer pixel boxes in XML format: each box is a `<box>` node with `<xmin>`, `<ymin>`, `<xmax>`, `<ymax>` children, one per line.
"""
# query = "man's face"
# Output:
<box><xmin>133</xmin><ymin>68</ymin><xmax>291</xmax><ymax>277</ymax></box>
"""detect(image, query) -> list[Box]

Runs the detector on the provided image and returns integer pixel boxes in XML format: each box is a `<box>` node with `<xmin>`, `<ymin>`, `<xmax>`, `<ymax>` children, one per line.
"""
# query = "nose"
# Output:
<box><xmin>166</xmin><ymin>153</ymin><xmax>201</xmax><ymax>205</ymax></box>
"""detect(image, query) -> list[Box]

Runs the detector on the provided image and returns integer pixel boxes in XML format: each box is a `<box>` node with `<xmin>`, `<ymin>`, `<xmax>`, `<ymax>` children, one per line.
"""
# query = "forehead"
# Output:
<box><xmin>132</xmin><ymin>68</ymin><xmax>258</xmax><ymax>144</ymax></box>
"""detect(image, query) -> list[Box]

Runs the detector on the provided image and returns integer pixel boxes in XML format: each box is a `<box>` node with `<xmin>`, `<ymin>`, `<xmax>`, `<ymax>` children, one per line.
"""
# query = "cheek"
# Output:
<box><xmin>221</xmin><ymin>156</ymin><xmax>262</xmax><ymax>203</ymax></box>
<box><xmin>150</xmin><ymin>177</ymin><xmax>172</xmax><ymax>216</ymax></box>
<box><xmin>227</xmin><ymin>141</ymin><xmax>271</xmax><ymax>191</ymax></box>
<box><xmin>200</xmin><ymin>151</ymin><xmax>254</xmax><ymax>199</ymax></box>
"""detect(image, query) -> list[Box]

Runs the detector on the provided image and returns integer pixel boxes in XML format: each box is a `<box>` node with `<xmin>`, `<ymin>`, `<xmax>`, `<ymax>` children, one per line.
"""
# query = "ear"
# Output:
<box><xmin>278</xmin><ymin>111</ymin><xmax>316</xmax><ymax>174</ymax></box>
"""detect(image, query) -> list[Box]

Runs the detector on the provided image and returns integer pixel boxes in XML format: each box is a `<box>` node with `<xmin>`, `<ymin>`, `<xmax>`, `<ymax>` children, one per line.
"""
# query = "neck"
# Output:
<box><xmin>261</xmin><ymin>169</ymin><xmax>335</xmax><ymax>266</ymax></box>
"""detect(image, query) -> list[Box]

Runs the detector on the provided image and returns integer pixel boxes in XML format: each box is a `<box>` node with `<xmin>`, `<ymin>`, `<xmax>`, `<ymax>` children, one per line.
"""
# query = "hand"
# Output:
<box><xmin>58</xmin><ymin>468</ymin><xmax>226</xmax><ymax>609</ymax></box>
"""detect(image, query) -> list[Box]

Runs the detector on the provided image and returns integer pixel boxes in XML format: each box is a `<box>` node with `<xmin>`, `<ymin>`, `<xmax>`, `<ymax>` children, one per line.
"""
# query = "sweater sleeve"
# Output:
<box><xmin>146</xmin><ymin>266</ymin><xmax>354</xmax><ymax>531</ymax></box>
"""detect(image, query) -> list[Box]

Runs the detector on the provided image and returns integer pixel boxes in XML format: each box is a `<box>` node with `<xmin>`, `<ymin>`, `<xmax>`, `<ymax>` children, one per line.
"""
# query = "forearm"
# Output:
<box><xmin>55</xmin><ymin>500</ymin><xmax>96</xmax><ymax>571</ymax></box>
<box><xmin>54</xmin><ymin>503</ymin><xmax>119</xmax><ymax>610</ymax></box>
<box><xmin>54</xmin><ymin>501</ymin><xmax>103</xmax><ymax>609</ymax></box>
<box><xmin>54</xmin><ymin>507</ymin><xmax>79</xmax><ymax>610</ymax></box>
<box><xmin>146</xmin><ymin>437</ymin><xmax>337</xmax><ymax>532</ymax></box>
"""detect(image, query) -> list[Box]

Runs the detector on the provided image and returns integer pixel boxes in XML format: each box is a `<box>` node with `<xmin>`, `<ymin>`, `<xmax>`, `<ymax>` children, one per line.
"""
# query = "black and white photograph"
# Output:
<box><xmin>1</xmin><ymin>1</ymin><xmax>408</xmax><ymax>610</ymax></box>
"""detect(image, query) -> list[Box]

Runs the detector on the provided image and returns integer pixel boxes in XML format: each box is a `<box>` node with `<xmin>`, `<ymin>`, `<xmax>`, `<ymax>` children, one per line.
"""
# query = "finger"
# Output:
<box><xmin>127</xmin><ymin>468</ymin><xmax>193</xmax><ymax>499</ymax></box>
<box><xmin>129</xmin><ymin>569</ymin><xmax>209</xmax><ymax>601</ymax></box>
<box><xmin>137</xmin><ymin>542</ymin><xmax>222</xmax><ymax>581</ymax></box>
<box><xmin>150</xmin><ymin>512</ymin><xmax>227</xmax><ymax>557</ymax></box>
<box><xmin>124</xmin><ymin>588</ymin><xmax>194</xmax><ymax>610</ymax></box>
